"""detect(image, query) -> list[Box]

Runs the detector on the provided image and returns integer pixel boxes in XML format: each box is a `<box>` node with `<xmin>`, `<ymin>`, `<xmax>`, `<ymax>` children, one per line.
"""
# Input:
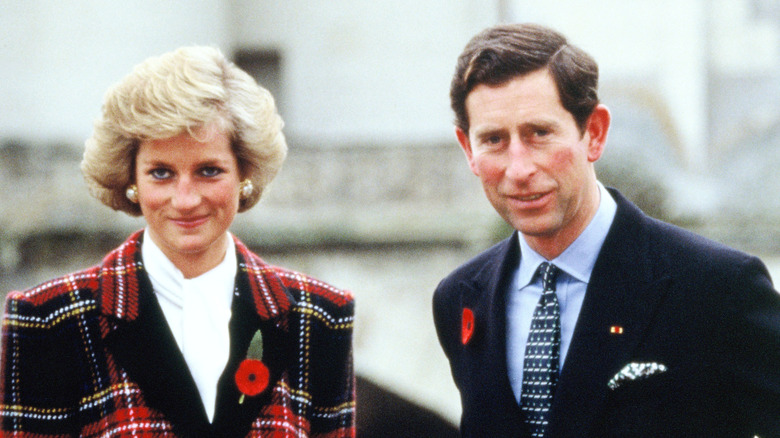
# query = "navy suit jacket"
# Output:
<box><xmin>433</xmin><ymin>189</ymin><xmax>780</xmax><ymax>437</ymax></box>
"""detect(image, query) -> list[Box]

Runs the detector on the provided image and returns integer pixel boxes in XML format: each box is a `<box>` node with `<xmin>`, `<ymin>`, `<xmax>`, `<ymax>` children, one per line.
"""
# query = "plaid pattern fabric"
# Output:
<box><xmin>0</xmin><ymin>230</ymin><xmax>355</xmax><ymax>437</ymax></box>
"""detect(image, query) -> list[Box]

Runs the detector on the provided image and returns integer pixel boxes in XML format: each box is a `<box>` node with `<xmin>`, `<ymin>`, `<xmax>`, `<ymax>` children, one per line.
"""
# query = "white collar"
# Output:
<box><xmin>517</xmin><ymin>181</ymin><xmax>617</xmax><ymax>286</ymax></box>
<box><xmin>142</xmin><ymin>230</ymin><xmax>237</xmax><ymax>309</ymax></box>
<box><xmin>140</xmin><ymin>229</ymin><xmax>237</xmax><ymax>422</ymax></box>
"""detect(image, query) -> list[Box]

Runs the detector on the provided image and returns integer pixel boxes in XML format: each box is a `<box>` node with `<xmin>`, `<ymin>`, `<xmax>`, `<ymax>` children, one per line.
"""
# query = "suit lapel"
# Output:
<box><xmin>211</xmin><ymin>255</ymin><xmax>293</xmax><ymax>437</ymax></box>
<box><xmin>103</xmin><ymin>270</ymin><xmax>212</xmax><ymax>436</ymax></box>
<box><xmin>547</xmin><ymin>190</ymin><xmax>672</xmax><ymax>437</ymax></box>
<box><xmin>460</xmin><ymin>234</ymin><xmax>528</xmax><ymax>436</ymax></box>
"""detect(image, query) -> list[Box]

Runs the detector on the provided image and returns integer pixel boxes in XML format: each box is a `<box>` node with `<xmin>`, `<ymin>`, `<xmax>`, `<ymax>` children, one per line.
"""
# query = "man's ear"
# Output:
<box><xmin>455</xmin><ymin>127</ymin><xmax>479</xmax><ymax>176</ymax></box>
<box><xmin>585</xmin><ymin>104</ymin><xmax>610</xmax><ymax>162</ymax></box>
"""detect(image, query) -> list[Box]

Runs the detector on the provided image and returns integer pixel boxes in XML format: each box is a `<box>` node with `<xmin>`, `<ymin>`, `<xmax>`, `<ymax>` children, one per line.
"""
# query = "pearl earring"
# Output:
<box><xmin>126</xmin><ymin>185</ymin><xmax>139</xmax><ymax>203</ymax></box>
<box><xmin>240</xmin><ymin>179</ymin><xmax>254</xmax><ymax>200</ymax></box>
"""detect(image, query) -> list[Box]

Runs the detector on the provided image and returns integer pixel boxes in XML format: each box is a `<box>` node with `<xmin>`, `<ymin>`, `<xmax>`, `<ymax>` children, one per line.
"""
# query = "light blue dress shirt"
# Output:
<box><xmin>506</xmin><ymin>182</ymin><xmax>617</xmax><ymax>403</ymax></box>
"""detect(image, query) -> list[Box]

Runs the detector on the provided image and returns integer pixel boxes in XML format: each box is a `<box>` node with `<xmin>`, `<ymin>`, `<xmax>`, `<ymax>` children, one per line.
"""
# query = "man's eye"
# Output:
<box><xmin>534</xmin><ymin>129</ymin><xmax>550</xmax><ymax>137</ymax></box>
<box><xmin>482</xmin><ymin>135</ymin><xmax>503</xmax><ymax>146</ymax></box>
<box><xmin>150</xmin><ymin>168</ymin><xmax>172</xmax><ymax>179</ymax></box>
<box><xmin>200</xmin><ymin>167</ymin><xmax>223</xmax><ymax>177</ymax></box>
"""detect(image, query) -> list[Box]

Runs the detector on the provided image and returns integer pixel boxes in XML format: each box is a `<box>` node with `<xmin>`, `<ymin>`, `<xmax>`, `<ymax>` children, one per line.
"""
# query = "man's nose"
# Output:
<box><xmin>505</xmin><ymin>141</ymin><xmax>537</xmax><ymax>181</ymax></box>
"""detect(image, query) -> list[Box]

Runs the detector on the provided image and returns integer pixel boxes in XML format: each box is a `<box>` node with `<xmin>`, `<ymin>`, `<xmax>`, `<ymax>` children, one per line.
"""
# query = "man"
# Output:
<box><xmin>432</xmin><ymin>23</ymin><xmax>780</xmax><ymax>437</ymax></box>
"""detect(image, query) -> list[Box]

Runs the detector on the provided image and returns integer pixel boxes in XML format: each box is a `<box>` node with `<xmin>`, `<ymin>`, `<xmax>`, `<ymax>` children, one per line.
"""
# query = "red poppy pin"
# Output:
<box><xmin>462</xmin><ymin>308</ymin><xmax>475</xmax><ymax>345</ymax></box>
<box><xmin>236</xmin><ymin>329</ymin><xmax>270</xmax><ymax>404</ymax></box>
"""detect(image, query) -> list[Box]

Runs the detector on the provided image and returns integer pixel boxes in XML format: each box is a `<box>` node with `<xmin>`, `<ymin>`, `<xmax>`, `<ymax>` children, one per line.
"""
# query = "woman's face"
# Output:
<box><xmin>135</xmin><ymin>124</ymin><xmax>241</xmax><ymax>277</ymax></box>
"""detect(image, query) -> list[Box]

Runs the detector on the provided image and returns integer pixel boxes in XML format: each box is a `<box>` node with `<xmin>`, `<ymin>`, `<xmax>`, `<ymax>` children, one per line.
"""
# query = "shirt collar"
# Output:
<box><xmin>517</xmin><ymin>182</ymin><xmax>617</xmax><ymax>286</ymax></box>
<box><xmin>142</xmin><ymin>229</ymin><xmax>237</xmax><ymax>309</ymax></box>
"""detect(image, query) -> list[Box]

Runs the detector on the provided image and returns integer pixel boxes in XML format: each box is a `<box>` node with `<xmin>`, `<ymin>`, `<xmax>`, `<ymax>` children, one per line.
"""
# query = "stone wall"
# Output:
<box><xmin>0</xmin><ymin>138</ymin><xmax>498</xmax><ymax>271</ymax></box>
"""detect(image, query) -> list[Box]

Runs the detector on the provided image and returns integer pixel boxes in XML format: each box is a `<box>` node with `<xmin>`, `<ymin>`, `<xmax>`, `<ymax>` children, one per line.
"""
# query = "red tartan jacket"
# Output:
<box><xmin>0</xmin><ymin>230</ymin><xmax>355</xmax><ymax>437</ymax></box>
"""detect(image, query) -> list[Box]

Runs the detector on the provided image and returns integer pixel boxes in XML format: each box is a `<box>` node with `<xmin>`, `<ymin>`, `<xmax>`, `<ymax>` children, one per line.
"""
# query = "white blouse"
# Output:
<box><xmin>141</xmin><ymin>230</ymin><xmax>236</xmax><ymax>423</ymax></box>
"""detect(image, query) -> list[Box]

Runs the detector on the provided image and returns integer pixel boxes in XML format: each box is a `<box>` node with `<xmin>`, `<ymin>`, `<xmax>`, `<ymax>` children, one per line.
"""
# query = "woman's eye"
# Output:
<box><xmin>200</xmin><ymin>166</ymin><xmax>223</xmax><ymax>177</ymax></box>
<box><xmin>149</xmin><ymin>168</ymin><xmax>172</xmax><ymax>180</ymax></box>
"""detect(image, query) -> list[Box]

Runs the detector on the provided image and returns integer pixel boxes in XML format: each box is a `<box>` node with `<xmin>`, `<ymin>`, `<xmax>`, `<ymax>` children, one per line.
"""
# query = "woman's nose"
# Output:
<box><xmin>171</xmin><ymin>178</ymin><xmax>201</xmax><ymax>210</ymax></box>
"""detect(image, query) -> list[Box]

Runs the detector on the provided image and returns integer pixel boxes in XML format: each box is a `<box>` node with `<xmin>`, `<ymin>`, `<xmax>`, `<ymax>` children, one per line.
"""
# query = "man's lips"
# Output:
<box><xmin>517</xmin><ymin>193</ymin><xmax>545</xmax><ymax>201</ymax></box>
<box><xmin>505</xmin><ymin>191</ymin><xmax>552</xmax><ymax>207</ymax></box>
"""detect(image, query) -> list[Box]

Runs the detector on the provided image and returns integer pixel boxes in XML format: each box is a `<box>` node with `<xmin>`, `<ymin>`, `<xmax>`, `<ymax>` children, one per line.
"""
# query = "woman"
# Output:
<box><xmin>0</xmin><ymin>46</ymin><xmax>355</xmax><ymax>437</ymax></box>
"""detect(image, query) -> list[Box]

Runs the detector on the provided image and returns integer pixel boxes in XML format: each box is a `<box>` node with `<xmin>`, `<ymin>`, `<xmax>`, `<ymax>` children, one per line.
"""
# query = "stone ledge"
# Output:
<box><xmin>0</xmin><ymin>139</ymin><xmax>499</xmax><ymax>269</ymax></box>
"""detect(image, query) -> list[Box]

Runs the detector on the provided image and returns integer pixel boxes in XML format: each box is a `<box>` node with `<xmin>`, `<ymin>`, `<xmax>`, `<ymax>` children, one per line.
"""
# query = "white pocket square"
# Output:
<box><xmin>607</xmin><ymin>362</ymin><xmax>668</xmax><ymax>390</ymax></box>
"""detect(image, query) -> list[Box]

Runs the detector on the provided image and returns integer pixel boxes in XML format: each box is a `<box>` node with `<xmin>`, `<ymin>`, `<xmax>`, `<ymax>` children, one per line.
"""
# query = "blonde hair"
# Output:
<box><xmin>81</xmin><ymin>46</ymin><xmax>287</xmax><ymax>216</ymax></box>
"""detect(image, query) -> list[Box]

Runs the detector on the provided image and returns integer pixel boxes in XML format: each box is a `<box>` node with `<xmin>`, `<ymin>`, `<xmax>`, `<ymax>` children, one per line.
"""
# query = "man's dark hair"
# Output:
<box><xmin>450</xmin><ymin>23</ymin><xmax>600</xmax><ymax>134</ymax></box>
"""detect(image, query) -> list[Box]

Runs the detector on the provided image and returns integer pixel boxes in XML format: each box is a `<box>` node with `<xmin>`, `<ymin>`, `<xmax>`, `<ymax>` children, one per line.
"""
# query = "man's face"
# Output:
<box><xmin>456</xmin><ymin>69</ymin><xmax>609</xmax><ymax>258</ymax></box>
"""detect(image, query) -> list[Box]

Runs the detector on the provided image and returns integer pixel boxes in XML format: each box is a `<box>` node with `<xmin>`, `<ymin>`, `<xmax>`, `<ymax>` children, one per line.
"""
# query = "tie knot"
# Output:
<box><xmin>538</xmin><ymin>262</ymin><xmax>559</xmax><ymax>291</ymax></box>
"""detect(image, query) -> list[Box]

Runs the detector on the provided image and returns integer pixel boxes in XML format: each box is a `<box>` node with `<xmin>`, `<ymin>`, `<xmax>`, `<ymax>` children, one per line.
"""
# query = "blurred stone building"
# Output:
<box><xmin>1</xmin><ymin>0</ymin><xmax>779</xmax><ymax>433</ymax></box>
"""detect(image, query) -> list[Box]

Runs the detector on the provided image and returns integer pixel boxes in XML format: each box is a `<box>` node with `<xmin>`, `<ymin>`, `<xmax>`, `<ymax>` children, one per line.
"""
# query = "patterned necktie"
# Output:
<box><xmin>521</xmin><ymin>262</ymin><xmax>561</xmax><ymax>437</ymax></box>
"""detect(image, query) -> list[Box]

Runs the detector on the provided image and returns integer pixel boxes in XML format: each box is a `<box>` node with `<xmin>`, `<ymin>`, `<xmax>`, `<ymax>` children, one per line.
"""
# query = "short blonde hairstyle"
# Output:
<box><xmin>81</xmin><ymin>46</ymin><xmax>287</xmax><ymax>216</ymax></box>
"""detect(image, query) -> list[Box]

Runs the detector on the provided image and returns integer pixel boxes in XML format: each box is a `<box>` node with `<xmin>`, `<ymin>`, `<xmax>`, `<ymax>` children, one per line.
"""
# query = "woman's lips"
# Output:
<box><xmin>171</xmin><ymin>216</ymin><xmax>208</xmax><ymax>228</ymax></box>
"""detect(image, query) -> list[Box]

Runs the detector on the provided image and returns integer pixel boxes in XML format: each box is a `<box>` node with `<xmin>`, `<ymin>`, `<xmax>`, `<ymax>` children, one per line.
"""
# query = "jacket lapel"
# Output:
<box><xmin>103</xmin><ymin>275</ymin><xmax>212</xmax><ymax>436</ymax></box>
<box><xmin>99</xmin><ymin>232</ymin><xmax>211</xmax><ymax>436</ymax></box>
<box><xmin>459</xmin><ymin>234</ymin><xmax>528</xmax><ymax>436</ymax></box>
<box><xmin>98</xmin><ymin>232</ymin><xmax>296</xmax><ymax>437</ymax></box>
<box><xmin>547</xmin><ymin>190</ymin><xmax>672</xmax><ymax>437</ymax></box>
<box><xmin>211</xmin><ymin>247</ymin><xmax>295</xmax><ymax>437</ymax></box>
